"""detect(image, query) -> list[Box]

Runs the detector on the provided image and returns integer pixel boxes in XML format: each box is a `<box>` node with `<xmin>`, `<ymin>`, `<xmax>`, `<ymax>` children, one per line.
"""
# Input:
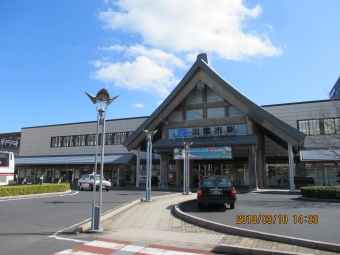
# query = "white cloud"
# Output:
<box><xmin>132</xmin><ymin>103</ymin><xmax>144</xmax><ymax>108</ymax></box>
<box><xmin>92</xmin><ymin>0</ymin><xmax>283</xmax><ymax>99</ymax></box>
<box><xmin>98</xmin><ymin>0</ymin><xmax>282</xmax><ymax>61</ymax></box>
<box><xmin>126</xmin><ymin>45</ymin><xmax>187</xmax><ymax>69</ymax></box>
<box><xmin>91</xmin><ymin>51</ymin><xmax>180</xmax><ymax>98</ymax></box>
<box><xmin>266</xmin><ymin>24</ymin><xmax>274</xmax><ymax>32</ymax></box>
<box><xmin>98</xmin><ymin>44</ymin><xmax>126</xmax><ymax>51</ymax></box>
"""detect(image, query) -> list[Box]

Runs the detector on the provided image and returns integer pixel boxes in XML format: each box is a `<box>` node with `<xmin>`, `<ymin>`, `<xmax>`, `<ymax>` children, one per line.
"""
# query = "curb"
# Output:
<box><xmin>73</xmin><ymin>192</ymin><xmax>183</xmax><ymax>233</ymax></box>
<box><xmin>296</xmin><ymin>196</ymin><xmax>340</xmax><ymax>203</ymax></box>
<box><xmin>250</xmin><ymin>191</ymin><xmax>301</xmax><ymax>195</ymax></box>
<box><xmin>212</xmin><ymin>244</ymin><xmax>308</xmax><ymax>255</ymax></box>
<box><xmin>174</xmin><ymin>199</ymin><xmax>340</xmax><ymax>253</ymax></box>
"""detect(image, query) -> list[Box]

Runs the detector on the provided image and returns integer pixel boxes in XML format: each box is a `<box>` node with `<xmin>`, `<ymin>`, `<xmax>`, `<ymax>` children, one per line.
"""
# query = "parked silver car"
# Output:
<box><xmin>78</xmin><ymin>174</ymin><xmax>111</xmax><ymax>191</ymax></box>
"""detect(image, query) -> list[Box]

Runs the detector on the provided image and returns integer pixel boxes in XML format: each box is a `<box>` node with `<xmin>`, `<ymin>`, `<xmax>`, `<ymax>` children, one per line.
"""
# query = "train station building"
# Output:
<box><xmin>13</xmin><ymin>54</ymin><xmax>340</xmax><ymax>189</ymax></box>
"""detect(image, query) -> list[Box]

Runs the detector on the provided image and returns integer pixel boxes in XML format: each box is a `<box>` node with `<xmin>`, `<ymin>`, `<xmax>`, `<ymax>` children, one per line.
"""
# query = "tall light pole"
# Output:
<box><xmin>143</xmin><ymin>129</ymin><xmax>157</xmax><ymax>202</ymax></box>
<box><xmin>183</xmin><ymin>141</ymin><xmax>193</xmax><ymax>195</ymax></box>
<box><xmin>86</xmin><ymin>88</ymin><xmax>118</xmax><ymax>232</ymax></box>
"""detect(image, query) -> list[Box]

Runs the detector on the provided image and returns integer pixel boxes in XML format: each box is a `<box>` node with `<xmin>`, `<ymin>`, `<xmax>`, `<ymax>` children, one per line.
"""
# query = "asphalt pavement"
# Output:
<box><xmin>180</xmin><ymin>192</ymin><xmax>340</xmax><ymax>245</ymax></box>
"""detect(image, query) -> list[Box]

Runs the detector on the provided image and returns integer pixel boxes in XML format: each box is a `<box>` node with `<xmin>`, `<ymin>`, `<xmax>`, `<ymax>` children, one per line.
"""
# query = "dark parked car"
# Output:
<box><xmin>197</xmin><ymin>175</ymin><xmax>236</xmax><ymax>209</ymax></box>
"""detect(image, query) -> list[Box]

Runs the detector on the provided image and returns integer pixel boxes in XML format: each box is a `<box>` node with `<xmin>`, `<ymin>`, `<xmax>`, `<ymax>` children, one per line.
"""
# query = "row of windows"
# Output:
<box><xmin>297</xmin><ymin>118</ymin><xmax>340</xmax><ymax>135</ymax></box>
<box><xmin>51</xmin><ymin>132</ymin><xmax>133</xmax><ymax>148</ymax></box>
<box><xmin>168</xmin><ymin>106</ymin><xmax>243</xmax><ymax>121</ymax></box>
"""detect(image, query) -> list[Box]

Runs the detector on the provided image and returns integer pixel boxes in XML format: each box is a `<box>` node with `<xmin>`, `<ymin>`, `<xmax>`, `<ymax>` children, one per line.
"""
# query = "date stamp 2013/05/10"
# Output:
<box><xmin>236</xmin><ymin>215</ymin><xmax>318</xmax><ymax>225</ymax></box>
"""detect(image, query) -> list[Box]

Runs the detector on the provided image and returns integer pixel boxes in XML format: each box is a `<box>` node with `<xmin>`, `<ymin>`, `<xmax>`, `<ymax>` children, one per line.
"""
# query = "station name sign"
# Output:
<box><xmin>168</xmin><ymin>124</ymin><xmax>247</xmax><ymax>140</ymax></box>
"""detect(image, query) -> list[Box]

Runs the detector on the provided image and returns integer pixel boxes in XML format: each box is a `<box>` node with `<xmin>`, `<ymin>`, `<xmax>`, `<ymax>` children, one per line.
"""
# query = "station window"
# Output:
<box><xmin>207</xmin><ymin>107</ymin><xmax>225</xmax><ymax>118</ymax></box>
<box><xmin>206</xmin><ymin>86</ymin><xmax>223</xmax><ymax>102</ymax></box>
<box><xmin>86</xmin><ymin>134</ymin><xmax>96</xmax><ymax>146</ymax></box>
<box><xmin>186</xmin><ymin>89</ymin><xmax>203</xmax><ymax>104</ymax></box>
<box><xmin>186</xmin><ymin>109</ymin><xmax>203</xmax><ymax>120</ymax></box>
<box><xmin>168</xmin><ymin>111</ymin><xmax>183</xmax><ymax>121</ymax></box>
<box><xmin>228</xmin><ymin>106</ymin><xmax>243</xmax><ymax>116</ymax></box>
<box><xmin>106</xmin><ymin>133</ymin><xmax>113</xmax><ymax>145</ymax></box>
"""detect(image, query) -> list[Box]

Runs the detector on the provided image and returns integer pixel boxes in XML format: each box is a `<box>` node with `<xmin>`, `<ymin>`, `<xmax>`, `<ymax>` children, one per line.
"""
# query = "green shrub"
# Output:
<box><xmin>300</xmin><ymin>186</ymin><xmax>340</xmax><ymax>199</ymax></box>
<box><xmin>0</xmin><ymin>183</ymin><xmax>70</xmax><ymax>197</ymax></box>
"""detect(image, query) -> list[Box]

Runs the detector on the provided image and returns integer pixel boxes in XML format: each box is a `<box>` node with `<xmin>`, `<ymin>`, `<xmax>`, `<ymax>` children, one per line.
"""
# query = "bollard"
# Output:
<box><xmin>94</xmin><ymin>206</ymin><xmax>100</xmax><ymax>230</ymax></box>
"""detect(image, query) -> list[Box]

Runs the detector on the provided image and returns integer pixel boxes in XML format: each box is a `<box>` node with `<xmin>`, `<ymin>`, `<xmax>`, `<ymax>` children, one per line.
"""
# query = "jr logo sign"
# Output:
<box><xmin>172</xmin><ymin>129</ymin><xmax>187</xmax><ymax>138</ymax></box>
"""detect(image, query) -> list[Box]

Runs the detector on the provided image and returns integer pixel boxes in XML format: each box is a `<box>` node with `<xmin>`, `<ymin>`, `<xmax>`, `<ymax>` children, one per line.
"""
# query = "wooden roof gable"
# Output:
<box><xmin>122</xmin><ymin>54</ymin><xmax>305</xmax><ymax>153</ymax></box>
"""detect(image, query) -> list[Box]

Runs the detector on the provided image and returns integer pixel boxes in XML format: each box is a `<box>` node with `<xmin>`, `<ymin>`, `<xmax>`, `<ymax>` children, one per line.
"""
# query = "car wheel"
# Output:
<box><xmin>197</xmin><ymin>203</ymin><xmax>204</xmax><ymax>209</ymax></box>
<box><xmin>230</xmin><ymin>203</ymin><xmax>235</xmax><ymax>209</ymax></box>
<box><xmin>106</xmin><ymin>188</ymin><xmax>110</xmax><ymax>192</ymax></box>
<box><xmin>89</xmin><ymin>184</ymin><xmax>93</xmax><ymax>191</ymax></box>
<box><xmin>79</xmin><ymin>184</ymin><xmax>83</xmax><ymax>191</ymax></box>
<box><xmin>96</xmin><ymin>186</ymin><xmax>99</xmax><ymax>191</ymax></box>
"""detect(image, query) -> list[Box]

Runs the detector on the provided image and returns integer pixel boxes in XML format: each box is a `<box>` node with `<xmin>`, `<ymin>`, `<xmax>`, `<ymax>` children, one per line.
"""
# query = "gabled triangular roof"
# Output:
<box><xmin>122</xmin><ymin>54</ymin><xmax>305</xmax><ymax>153</ymax></box>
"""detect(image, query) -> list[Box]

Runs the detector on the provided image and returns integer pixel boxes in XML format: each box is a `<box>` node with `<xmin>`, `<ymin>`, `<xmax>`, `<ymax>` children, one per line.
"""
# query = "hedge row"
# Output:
<box><xmin>300</xmin><ymin>186</ymin><xmax>340</xmax><ymax>199</ymax></box>
<box><xmin>0</xmin><ymin>183</ymin><xmax>70</xmax><ymax>197</ymax></box>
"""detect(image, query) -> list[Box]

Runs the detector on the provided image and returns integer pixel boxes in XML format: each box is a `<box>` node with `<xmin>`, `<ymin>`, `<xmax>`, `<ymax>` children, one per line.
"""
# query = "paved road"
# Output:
<box><xmin>0</xmin><ymin>189</ymin><xmax>175</xmax><ymax>255</ymax></box>
<box><xmin>180</xmin><ymin>192</ymin><xmax>340</xmax><ymax>245</ymax></box>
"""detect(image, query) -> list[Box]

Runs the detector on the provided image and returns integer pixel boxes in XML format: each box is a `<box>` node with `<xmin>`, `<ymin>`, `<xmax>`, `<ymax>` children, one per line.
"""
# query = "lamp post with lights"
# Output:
<box><xmin>183</xmin><ymin>141</ymin><xmax>193</xmax><ymax>195</ymax></box>
<box><xmin>143</xmin><ymin>129</ymin><xmax>157</xmax><ymax>202</ymax></box>
<box><xmin>85</xmin><ymin>88</ymin><xmax>118</xmax><ymax>232</ymax></box>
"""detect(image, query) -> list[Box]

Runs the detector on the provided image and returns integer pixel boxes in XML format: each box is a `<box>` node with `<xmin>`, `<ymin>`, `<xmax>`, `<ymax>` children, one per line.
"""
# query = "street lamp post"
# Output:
<box><xmin>143</xmin><ymin>129</ymin><xmax>157</xmax><ymax>202</ymax></box>
<box><xmin>183</xmin><ymin>141</ymin><xmax>193</xmax><ymax>195</ymax></box>
<box><xmin>85</xmin><ymin>89</ymin><xmax>118</xmax><ymax>232</ymax></box>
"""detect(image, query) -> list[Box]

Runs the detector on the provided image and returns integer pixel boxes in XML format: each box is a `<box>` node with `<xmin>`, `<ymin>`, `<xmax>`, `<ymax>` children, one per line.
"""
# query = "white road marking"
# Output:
<box><xmin>49</xmin><ymin>201</ymin><xmax>131</xmax><ymax>243</ymax></box>
<box><xmin>55</xmin><ymin>250</ymin><xmax>97</xmax><ymax>255</ymax></box>
<box><xmin>84</xmin><ymin>240</ymin><xmax>125</xmax><ymax>249</ymax></box>
<box><xmin>55</xmin><ymin>240</ymin><xmax>211</xmax><ymax>255</ymax></box>
<box><xmin>0</xmin><ymin>191</ymin><xmax>79</xmax><ymax>202</ymax></box>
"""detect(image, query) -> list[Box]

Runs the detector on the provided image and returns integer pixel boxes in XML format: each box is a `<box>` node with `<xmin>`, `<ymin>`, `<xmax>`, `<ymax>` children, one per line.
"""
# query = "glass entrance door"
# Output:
<box><xmin>266</xmin><ymin>164</ymin><xmax>290</xmax><ymax>187</ymax></box>
<box><xmin>194</xmin><ymin>161</ymin><xmax>248</xmax><ymax>186</ymax></box>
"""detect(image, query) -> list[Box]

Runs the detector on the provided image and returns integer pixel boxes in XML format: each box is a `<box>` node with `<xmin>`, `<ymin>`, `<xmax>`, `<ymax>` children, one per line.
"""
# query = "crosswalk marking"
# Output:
<box><xmin>54</xmin><ymin>239</ymin><xmax>212</xmax><ymax>255</ymax></box>
<box><xmin>120</xmin><ymin>242</ymin><xmax>147</xmax><ymax>252</ymax></box>
<box><xmin>84</xmin><ymin>240</ymin><xmax>126</xmax><ymax>249</ymax></box>
<box><xmin>138</xmin><ymin>247</ymin><xmax>206</xmax><ymax>255</ymax></box>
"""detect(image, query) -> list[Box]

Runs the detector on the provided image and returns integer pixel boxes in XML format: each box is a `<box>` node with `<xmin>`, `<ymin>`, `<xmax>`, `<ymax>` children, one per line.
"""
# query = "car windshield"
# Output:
<box><xmin>200</xmin><ymin>176</ymin><xmax>232</xmax><ymax>187</ymax></box>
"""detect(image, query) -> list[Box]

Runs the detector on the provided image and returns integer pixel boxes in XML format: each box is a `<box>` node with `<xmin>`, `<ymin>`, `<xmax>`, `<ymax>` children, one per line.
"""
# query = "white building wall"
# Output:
<box><xmin>18</xmin><ymin>100</ymin><xmax>338</xmax><ymax>158</ymax></box>
<box><xmin>19</xmin><ymin>117</ymin><xmax>147</xmax><ymax>156</ymax></box>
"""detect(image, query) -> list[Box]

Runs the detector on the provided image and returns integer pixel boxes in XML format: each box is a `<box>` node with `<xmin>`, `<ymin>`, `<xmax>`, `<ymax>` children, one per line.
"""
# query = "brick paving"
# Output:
<box><xmin>66</xmin><ymin>193</ymin><xmax>340</xmax><ymax>255</ymax></box>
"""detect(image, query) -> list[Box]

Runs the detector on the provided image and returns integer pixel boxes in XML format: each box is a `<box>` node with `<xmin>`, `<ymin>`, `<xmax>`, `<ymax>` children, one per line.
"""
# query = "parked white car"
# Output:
<box><xmin>78</xmin><ymin>174</ymin><xmax>111</xmax><ymax>191</ymax></box>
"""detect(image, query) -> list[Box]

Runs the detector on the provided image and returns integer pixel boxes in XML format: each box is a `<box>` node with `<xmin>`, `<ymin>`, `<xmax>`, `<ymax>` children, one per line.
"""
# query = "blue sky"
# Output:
<box><xmin>1</xmin><ymin>0</ymin><xmax>340</xmax><ymax>133</ymax></box>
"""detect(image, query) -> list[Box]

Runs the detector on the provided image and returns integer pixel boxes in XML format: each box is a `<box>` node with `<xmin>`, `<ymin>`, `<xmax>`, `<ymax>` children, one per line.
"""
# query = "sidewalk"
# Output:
<box><xmin>67</xmin><ymin>193</ymin><xmax>340</xmax><ymax>255</ymax></box>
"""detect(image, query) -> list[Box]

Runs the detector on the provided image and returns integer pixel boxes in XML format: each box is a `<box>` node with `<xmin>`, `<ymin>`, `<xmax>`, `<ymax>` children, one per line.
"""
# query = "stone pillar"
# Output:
<box><xmin>160</xmin><ymin>152</ymin><xmax>169</xmax><ymax>188</ymax></box>
<box><xmin>118</xmin><ymin>167</ymin><xmax>125</xmax><ymax>187</ymax></box>
<box><xmin>190</xmin><ymin>160</ymin><xmax>194</xmax><ymax>186</ymax></box>
<box><xmin>248</xmin><ymin>147</ymin><xmax>256</xmax><ymax>189</ymax></box>
<box><xmin>176</xmin><ymin>160</ymin><xmax>182</xmax><ymax>188</ymax></box>
<box><xmin>136</xmin><ymin>146</ymin><xmax>140</xmax><ymax>187</ymax></box>
<box><xmin>288</xmin><ymin>143</ymin><xmax>295</xmax><ymax>191</ymax></box>
<box><xmin>324</xmin><ymin>168</ymin><xmax>329</xmax><ymax>186</ymax></box>
<box><xmin>257</xmin><ymin>131</ymin><xmax>265</xmax><ymax>188</ymax></box>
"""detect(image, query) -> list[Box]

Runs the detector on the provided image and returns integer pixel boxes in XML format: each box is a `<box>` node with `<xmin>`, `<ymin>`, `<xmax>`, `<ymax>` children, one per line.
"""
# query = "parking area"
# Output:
<box><xmin>180</xmin><ymin>192</ymin><xmax>340</xmax><ymax>245</ymax></box>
